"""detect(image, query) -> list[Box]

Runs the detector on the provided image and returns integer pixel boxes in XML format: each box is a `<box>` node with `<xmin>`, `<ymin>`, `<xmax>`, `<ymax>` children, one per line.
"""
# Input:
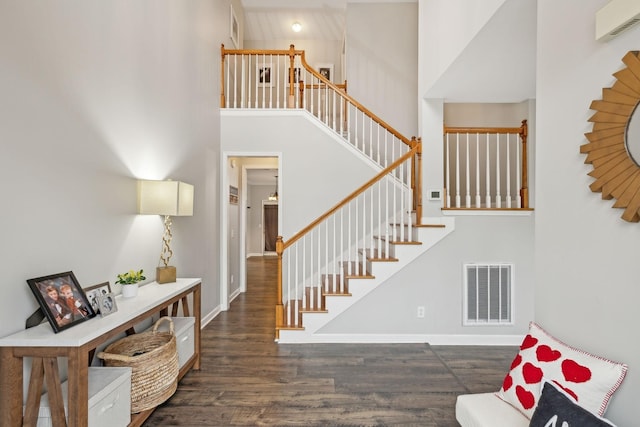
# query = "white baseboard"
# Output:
<box><xmin>277</xmin><ymin>333</ymin><xmax>523</xmax><ymax>346</ymax></box>
<box><xmin>201</xmin><ymin>306</ymin><xmax>221</xmax><ymax>328</ymax></box>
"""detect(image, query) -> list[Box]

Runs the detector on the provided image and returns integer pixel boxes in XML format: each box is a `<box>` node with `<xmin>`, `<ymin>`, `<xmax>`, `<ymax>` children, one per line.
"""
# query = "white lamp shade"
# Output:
<box><xmin>137</xmin><ymin>180</ymin><xmax>194</xmax><ymax>216</ymax></box>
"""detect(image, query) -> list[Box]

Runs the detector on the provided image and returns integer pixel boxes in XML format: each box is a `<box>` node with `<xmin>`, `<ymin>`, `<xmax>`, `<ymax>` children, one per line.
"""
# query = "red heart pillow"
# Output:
<box><xmin>497</xmin><ymin>322</ymin><xmax>627</xmax><ymax>419</ymax></box>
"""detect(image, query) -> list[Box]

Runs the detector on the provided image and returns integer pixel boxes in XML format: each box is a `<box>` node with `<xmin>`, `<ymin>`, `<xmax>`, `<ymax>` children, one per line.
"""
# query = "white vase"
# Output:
<box><xmin>121</xmin><ymin>283</ymin><xmax>139</xmax><ymax>298</ymax></box>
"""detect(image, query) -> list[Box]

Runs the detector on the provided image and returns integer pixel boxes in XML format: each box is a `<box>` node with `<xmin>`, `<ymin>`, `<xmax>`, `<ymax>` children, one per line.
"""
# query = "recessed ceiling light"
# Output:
<box><xmin>292</xmin><ymin>22</ymin><xmax>302</xmax><ymax>32</ymax></box>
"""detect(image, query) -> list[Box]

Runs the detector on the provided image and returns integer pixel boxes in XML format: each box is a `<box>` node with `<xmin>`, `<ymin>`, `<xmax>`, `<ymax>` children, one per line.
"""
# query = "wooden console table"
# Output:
<box><xmin>0</xmin><ymin>278</ymin><xmax>201</xmax><ymax>427</ymax></box>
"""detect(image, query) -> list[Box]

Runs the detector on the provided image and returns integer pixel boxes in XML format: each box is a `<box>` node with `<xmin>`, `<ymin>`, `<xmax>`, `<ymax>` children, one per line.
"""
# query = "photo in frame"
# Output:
<box><xmin>97</xmin><ymin>293</ymin><xmax>117</xmax><ymax>317</ymax></box>
<box><xmin>257</xmin><ymin>63</ymin><xmax>273</xmax><ymax>87</ymax></box>
<box><xmin>230</xmin><ymin>4</ymin><xmax>239</xmax><ymax>48</ymax></box>
<box><xmin>316</xmin><ymin>63</ymin><xmax>334</xmax><ymax>82</ymax></box>
<box><xmin>26</xmin><ymin>271</ymin><xmax>95</xmax><ymax>333</ymax></box>
<box><xmin>84</xmin><ymin>281</ymin><xmax>112</xmax><ymax>315</ymax></box>
<box><xmin>287</xmin><ymin>67</ymin><xmax>301</xmax><ymax>86</ymax></box>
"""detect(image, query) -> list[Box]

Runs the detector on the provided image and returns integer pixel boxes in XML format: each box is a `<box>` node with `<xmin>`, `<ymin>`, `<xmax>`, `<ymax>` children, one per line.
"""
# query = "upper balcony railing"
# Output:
<box><xmin>220</xmin><ymin>44</ymin><xmax>413</xmax><ymax>174</ymax></box>
<box><xmin>443</xmin><ymin>120</ymin><xmax>530</xmax><ymax>210</ymax></box>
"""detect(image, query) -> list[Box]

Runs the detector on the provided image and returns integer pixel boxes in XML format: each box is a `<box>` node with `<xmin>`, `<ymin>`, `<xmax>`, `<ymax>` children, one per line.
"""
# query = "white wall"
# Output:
<box><xmin>221</xmin><ymin>112</ymin><xmax>381</xmax><ymax>238</ymax></box>
<box><xmin>0</xmin><ymin>1</ymin><xmax>224</xmax><ymax>338</ymax></box>
<box><xmin>321</xmin><ymin>215</ymin><xmax>534</xmax><ymax>337</ymax></box>
<box><xmin>418</xmin><ymin>0</ymin><xmax>506</xmax><ymax>99</ymax></box>
<box><xmin>346</xmin><ymin>2</ymin><xmax>419</xmax><ymax>139</ymax></box>
<box><xmin>536</xmin><ymin>1</ymin><xmax>640</xmax><ymax>424</ymax></box>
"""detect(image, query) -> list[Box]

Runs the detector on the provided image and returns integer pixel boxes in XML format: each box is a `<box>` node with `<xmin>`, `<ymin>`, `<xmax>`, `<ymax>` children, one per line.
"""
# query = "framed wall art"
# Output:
<box><xmin>26</xmin><ymin>271</ymin><xmax>95</xmax><ymax>333</ymax></box>
<box><xmin>316</xmin><ymin>63</ymin><xmax>334</xmax><ymax>82</ymax></box>
<box><xmin>257</xmin><ymin>63</ymin><xmax>273</xmax><ymax>87</ymax></box>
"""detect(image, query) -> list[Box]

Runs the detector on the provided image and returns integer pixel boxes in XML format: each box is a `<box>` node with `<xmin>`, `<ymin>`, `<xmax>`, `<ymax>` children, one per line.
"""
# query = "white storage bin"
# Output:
<box><xmin>148</xmin><ymin>316</ymin><xmax>195</xmax><ymax>368</ymax></box>
<box><xmin>33</xmin><ymin>367</ymin><xmax>131</xmax><ymax>427</ymax></box>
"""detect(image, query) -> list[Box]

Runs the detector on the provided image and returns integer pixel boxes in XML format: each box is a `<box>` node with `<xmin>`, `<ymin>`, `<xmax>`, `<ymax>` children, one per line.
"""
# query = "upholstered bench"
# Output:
<box><xmin>455</xmin><ymin>392</ymin><xmax>528</xmax><ymax>427</ymax></box>
<box><xmin>455</xmin><ymin>322</ymin><xmax>628</xmax><ymax>427</ymax></box>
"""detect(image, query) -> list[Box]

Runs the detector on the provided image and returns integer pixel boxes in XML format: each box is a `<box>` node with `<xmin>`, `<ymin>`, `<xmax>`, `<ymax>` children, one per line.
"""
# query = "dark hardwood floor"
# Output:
<box><xmin>144</xmin><ymin>256</ymin><xmax>517</xmax><ymax>426</ymax></box>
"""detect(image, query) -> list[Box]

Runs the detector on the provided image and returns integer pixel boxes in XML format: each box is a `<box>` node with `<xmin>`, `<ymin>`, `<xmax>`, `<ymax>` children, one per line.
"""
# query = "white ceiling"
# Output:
<box><xmin>246</xmin><ymin>169</ymin><xmax>279</xmax><ymax>186</ymax></box>
<box><xmin>241</xmin><ymin>0</ymin><xmax>346</xmax><ymax>41</ymax></box>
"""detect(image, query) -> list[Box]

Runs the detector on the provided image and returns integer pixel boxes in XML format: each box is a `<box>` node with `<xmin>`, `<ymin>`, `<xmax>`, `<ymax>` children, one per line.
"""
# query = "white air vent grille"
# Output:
<box><xmin>610</xmin><ymin>17</ymin><xmax>640</xmax><ymax>36</ymax></box>
<box><xmin>596</xmin><ymin>0</ymin><xmax>640</xmax><ymax>41</ymax></box>
<box><xmin>463</xmin><ymin>263</ymin><xmax>513</xmax><ymax>325</ymax></box>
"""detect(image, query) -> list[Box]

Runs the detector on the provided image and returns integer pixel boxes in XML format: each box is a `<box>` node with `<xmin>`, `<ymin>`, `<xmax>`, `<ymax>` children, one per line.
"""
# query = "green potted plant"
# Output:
<box><xmin>116</xmin><ymin>269</ymin><xmax>146</xmax><ymax>298</ymax></box>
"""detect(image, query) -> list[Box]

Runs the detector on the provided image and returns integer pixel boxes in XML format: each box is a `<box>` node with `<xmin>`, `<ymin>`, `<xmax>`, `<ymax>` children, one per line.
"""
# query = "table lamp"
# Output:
<box><xmin>137</xmin><ymin>180</ymin><xmax>194</xmax><ymax>283</ymax></box>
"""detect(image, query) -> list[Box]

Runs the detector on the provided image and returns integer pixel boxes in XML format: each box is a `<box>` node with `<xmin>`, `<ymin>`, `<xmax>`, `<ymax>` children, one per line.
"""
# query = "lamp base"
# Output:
<box><xmin>156</xmin><ymin>266</ymin><xmax>177</xmax><ymax>284</ymax></box>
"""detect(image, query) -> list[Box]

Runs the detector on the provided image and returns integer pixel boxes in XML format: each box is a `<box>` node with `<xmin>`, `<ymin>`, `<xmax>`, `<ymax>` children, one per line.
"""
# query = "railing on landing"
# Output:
<box><xmin>220</xmin><ymin>44</ymin><xmax>413</xmax><ymax>173</ymax></box>
<box><xmin>443</xmin><ymin>120</ymin><xmax>530</xmax><ymax>210</ymax></box>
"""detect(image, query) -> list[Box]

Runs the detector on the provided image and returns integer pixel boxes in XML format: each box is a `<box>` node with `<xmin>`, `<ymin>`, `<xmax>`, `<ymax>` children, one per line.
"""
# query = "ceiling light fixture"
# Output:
<box><xmin>291</xmin><ymin>22</ymin><xmax>302</xmax><ymax>33</ymax></box>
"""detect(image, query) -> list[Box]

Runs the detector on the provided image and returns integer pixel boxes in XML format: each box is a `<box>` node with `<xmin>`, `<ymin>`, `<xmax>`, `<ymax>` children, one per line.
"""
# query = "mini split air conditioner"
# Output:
<box><xmin>596</xmin><ymin>0</ymin><xmax>640</xmax><ymax>41</ymax></box>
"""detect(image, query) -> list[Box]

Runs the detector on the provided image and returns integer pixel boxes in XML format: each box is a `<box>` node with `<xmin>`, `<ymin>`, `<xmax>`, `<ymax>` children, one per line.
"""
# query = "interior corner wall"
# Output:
<box><xmin>0</xmin><ymin>1</ymin><xmax>223</xmax><ymax>339</ymax></box>
<box><xmin>346</xmin><ymin>2</ymin><xmax>419</xmax><ymax>138</ymax></box>
<box><xmin>418</xmin><ymin>0</ymin><xmax>507</xmax><ymax>97</ymax></box>
<box><xmin>536</xmin><ymin>1</ymin><xmax>640</xmax><ymax>424</ymax></box>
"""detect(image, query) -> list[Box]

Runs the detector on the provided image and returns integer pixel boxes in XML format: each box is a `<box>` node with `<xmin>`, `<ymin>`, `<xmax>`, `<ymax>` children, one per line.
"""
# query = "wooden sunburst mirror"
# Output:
<box><xmin>581</xmin><ymin>51</ymin><xmax>640</xmax><ymax>222</ymax></box>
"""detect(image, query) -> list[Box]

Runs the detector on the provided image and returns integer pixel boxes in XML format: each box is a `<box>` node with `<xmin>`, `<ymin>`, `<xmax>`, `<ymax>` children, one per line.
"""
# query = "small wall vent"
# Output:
<box><xmin>596</xmin><ymin>0</ymin><xmax>640</xmax><ymax>41</ymax></box>
<box><xmin>463</xmin><ymin>263</ymin><xmax>513</xmax><ymax>326</ymax></box>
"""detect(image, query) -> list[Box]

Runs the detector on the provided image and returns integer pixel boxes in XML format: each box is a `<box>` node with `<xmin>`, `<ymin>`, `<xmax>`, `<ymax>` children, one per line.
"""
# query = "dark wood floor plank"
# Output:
<box><xmin>143</xmin><ymin>256</ymin><xmax>516</xmax><ymax>426</ymax></box>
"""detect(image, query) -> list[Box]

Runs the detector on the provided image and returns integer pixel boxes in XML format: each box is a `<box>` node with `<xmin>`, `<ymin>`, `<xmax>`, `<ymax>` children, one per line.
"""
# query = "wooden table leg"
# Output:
<box><xmin>193</xmin><ymin>284</ymin><xmax>201</xmax><ymax>370</ymax></box>
<box><xmin>0</xmin><ymin>347</ymin><xmax>23</xmax><ymax>427</ymax></box>
<box><xmin>66</xmin><ymin>347</ymin><xmax>89</xmax><ymax>427</ymax></box>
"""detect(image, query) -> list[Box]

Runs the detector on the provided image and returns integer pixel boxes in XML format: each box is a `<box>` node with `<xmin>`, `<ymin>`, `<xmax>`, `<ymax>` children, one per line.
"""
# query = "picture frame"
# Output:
<box><xmin>97</xmin><ymin>293</ymin><xmax>118</xmax><ymax>317</ymax></box>
<box><xmin>26</xmin><ymin>271</ymin><xmax>96</xmax><ymax>333</ymax></box>
<box><xmin>257</xmin><ymin>63</ymin><xmax>273</xmax><ymax>87</ymax></box>
<box><xmin>316</xmin><ymin>63</ymin><xmax>334</xmax><ymax>82</ymax></box>
<box><xmin>230</xmin><ymin>4</ymin><xmax>239</xmax><ymax>49</ymax></box>
<box><xmin>84</xmin><ymin>281</ymin><xmax>112</xmax><ymax>315</ymax></box>
<box><xmin>287</xmin><ymin>67</ymin><xmax>301</xmax><ymax>86</ymax></box>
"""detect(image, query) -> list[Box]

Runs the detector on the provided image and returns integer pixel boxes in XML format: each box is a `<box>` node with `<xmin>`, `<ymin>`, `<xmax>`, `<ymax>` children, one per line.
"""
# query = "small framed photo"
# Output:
<box><xmin>257</xmin><ymin>63</ymin><xmax>273</xmax><ymax>87</ymax></box>
<box><xmin>97</xmin><ymin>293</ymin><xmax>117</xmax><ymax>317</ymax></box>
<box><xmin>27</xmin><ymin>271</ymin><xmax>96</xmax><ymax>333</ymax></box>
<box><xmin>84</xmin><ymin>281</ymin><xmax>112</xmax><ymax>315</ymax></box>
<box><xmin>229</xmin><ymin>4</ymin><xmax>239</xmax><ymax>48</ymax></box>
<box><xmin>316</xmin><ymin>63</ymin><xmax>334</xmax><ymax>82</ymax></box>
<box><xmin>287</xmin><ymin>67</ymin><xmax>301</xmax><ymax>86</ymax></box>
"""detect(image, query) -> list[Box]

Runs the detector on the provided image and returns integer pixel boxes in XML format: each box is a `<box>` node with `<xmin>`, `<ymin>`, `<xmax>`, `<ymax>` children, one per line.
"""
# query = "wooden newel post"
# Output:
<box><xmin>519</xmin><ymin>119</ymin><xmax>529</xmax><ymax>209</ymax></box>
<box><xmin>275</xmin><ymin>236</ymin><xmax>285</xmax><ymax>339</ymax></box>
<box><xmin>414</xmin><ymin>137</ymin><xmax>423</xmax><ymax>225</ymax></box>
<box><xmin>220</xmin><ymin>44</ymin><xmax>226</xmax><ymax>108</ymax></box>
<box><xmin>288</xmin><ymin>44</ymin><xmax>296</xmax><ymax>108</ymax></box>
<box><xmin>298</xmin><ymin>80</ymin><xmax>305</xmax><ymax>107</ymax></box>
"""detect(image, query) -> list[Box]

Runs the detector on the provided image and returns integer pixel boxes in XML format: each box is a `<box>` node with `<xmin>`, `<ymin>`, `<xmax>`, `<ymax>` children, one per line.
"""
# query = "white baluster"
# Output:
<box><xmin>485</xmin><ymin>134</ymin><xmax>491</xmax><ymax>208</ymax></box>
<box><xmin>495</xmin><ymin>133</ymin><xmax>501</xmax><ymax>208</ymax></box>
<box><xmin>475</xmin><ymin>133</ymin><xmax>481</xmax><ymax>207</ymax></box>
<box><xmin>455</xmin><ymin>133</ymin><xmax>461</xmax><ymax>208</ymax></box>
<box><xmin>465</xmin><ymin>133</ymin><xmax>471</xmax><ymax>208</ymax></box>
<box><xmin>506</xmin><ymin>133</ymin><xmax>511</xmax><ymax>208</ymax></box>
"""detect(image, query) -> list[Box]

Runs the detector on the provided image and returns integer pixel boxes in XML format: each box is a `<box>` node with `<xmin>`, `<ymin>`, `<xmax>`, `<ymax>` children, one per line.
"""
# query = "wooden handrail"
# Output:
<box><xmin>296</xmin><ymin>50</ymin><xmax>411</xmax><ymax>147</ymax></box>
<box><xmin>281</xmin><ymin>144</ymin><xmax>420</xmax><ymax>251</ymax></box>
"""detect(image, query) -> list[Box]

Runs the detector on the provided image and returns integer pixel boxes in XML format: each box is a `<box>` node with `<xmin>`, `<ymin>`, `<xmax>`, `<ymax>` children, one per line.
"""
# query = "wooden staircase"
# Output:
<box><xmin>277</xmin><ymin>220</ymin><xmax>454</xmax><ymax>343</ymax></box>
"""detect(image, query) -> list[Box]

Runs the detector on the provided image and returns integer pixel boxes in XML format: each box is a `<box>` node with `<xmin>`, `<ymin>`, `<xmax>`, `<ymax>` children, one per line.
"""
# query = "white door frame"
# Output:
<box><xmin>220</xmin><ymin>151</ymin><xmax>281</xmax><ymax>311</ymax></box>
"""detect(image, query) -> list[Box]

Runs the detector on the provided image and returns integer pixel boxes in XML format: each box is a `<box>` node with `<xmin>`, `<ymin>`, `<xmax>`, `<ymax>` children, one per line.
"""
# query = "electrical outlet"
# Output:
<box><xmin>417</xmin><ymin>306</ymin><xmax>425</xmax><ymax>318</ymax></box>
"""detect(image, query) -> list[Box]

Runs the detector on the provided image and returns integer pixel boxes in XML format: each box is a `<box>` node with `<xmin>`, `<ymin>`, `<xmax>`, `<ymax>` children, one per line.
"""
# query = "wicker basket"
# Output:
<box><xmin>98</xmin><ymin>316</ymin><xmax>179</xmax><ymax>413</ymax></box>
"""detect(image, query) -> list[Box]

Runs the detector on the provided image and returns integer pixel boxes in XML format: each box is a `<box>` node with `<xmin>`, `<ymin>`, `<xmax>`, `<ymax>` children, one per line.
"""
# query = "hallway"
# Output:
<box><xmin>145</xmin><ymin>256</ymin><xmax>517</xmax><ymax>426</ymax></box>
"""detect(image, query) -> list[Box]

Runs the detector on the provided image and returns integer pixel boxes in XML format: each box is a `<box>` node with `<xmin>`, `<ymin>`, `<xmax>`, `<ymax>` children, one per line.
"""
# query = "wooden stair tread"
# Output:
<box><xmin>359</xmin><ymin>248</ymin><xmax>399</xmax><ymax>262</ymax></box>
<box><xmin>299</xmin><ymin>308</ymin><xmax>329</xmax><ymax>313</ymax></box>
<box><xmin>323</xmin><ymin>291</ymin><xmax>352</xmax><ymax>297</ymax></box>
<box><xmin>374</xmin><ymin>236</ymin><xmax>422</xmax><ymax>245</ymax></box>
<box><xmin>344</xmin><ymin>273</ymin><xmax>375</xmax><ymax>279</ymax></box>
